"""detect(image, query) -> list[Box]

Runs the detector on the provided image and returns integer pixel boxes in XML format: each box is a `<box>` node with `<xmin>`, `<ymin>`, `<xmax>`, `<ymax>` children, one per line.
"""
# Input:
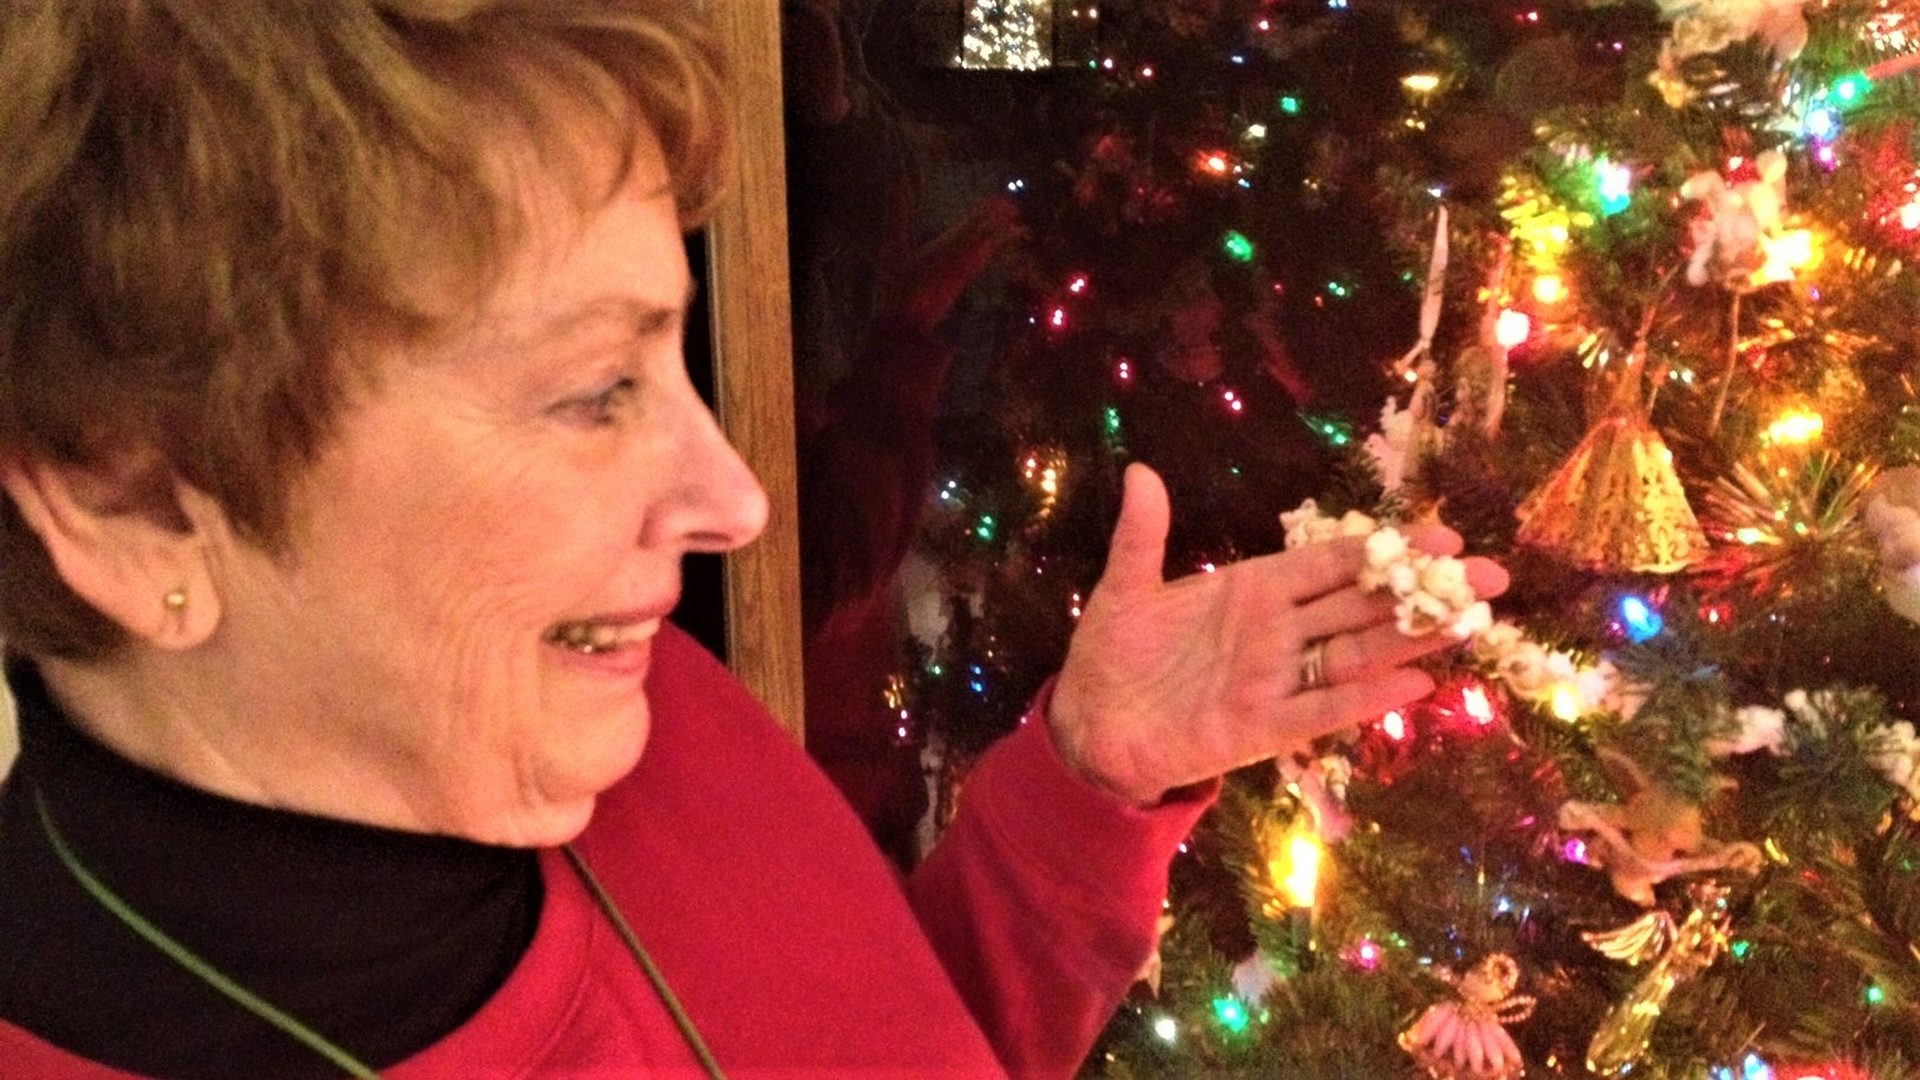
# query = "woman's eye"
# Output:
<box><xmin>553</xmin><ymin>377</ymin><xmax>638</xmax><ymax>427</ymax></box>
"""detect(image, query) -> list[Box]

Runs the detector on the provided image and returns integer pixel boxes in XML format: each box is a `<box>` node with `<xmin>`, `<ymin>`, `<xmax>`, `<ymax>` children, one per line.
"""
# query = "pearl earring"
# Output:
<box><xmin>163</xmin><ymin>587</ymin><xmax>188</xmax><ymax>614</ymax></box>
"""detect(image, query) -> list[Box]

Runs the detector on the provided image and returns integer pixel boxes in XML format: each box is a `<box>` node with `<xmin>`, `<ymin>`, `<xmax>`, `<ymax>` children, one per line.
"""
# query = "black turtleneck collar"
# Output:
<box><xmin>0</xmin><ymin>658</ymin><xmax>542</xmax><ymax>1079</ymax></box>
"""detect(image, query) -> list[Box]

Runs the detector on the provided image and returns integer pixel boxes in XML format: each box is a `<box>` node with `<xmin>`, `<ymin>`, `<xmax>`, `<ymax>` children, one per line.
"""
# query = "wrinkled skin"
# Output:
<box><xmin>1051</xmin><ymin>465</ymin><xmax>1509</xmax><ymax>806</ymax></box>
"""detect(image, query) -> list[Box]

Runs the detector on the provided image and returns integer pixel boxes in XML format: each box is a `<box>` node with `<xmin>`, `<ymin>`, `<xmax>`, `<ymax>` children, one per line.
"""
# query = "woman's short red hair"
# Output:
<box><xmin>0</xmin><ymin>0</ymin><xmax>734</xmax><ymax>658</ymax></box>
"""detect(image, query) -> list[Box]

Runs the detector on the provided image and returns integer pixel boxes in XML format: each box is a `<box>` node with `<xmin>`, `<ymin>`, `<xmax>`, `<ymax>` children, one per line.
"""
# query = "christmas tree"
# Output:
<box><xmin>888</xmin><ymin>1</ymin><xmax>1920</xmax><ymax>1075</ymax></box>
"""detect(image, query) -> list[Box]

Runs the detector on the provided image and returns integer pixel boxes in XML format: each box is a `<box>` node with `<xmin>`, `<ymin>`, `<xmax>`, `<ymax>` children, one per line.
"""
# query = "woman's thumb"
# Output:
<box><xmin>1101</xmin><ymin>463</ymin><xmax>1170</xmax><ymax>594</ymax></box>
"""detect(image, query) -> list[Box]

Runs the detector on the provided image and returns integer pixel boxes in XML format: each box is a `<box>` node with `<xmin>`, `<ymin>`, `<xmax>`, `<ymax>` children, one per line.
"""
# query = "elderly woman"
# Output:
<box><xmin>0</xmin><ymin>3</ymin><xmax>1503</xmax><ymax>1078</ymax></box>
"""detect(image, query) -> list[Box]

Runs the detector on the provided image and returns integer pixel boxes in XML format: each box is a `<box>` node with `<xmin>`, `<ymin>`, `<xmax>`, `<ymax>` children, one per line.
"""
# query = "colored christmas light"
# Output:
<box><xmin>1211</xmin><ymin>996</ymin><xmax>1251</xmax><ymax>1033</ymax></box>
<box><xmin>1532</xmin><ymin>274</ymin><xmax>1567</xmax><ymax>303</ymax></box>
<box><xmin>1381</xmin><ymin>710</ymin><xmax>1407</xmax><ymax>740</ymax></box>
<box><xmin>1273</xmin><ymin>832</ymin><xmax>1323</xmax><ymax>908</ymax></box>
<box><xmin>1764</xmin><ymin>408</ymin><xmax>1824</xmax><ymax>445</ymax></box>
<box><xmin>1830</xmin><ymin>71</ymin><xmax>1870</xmax><ymax>105</ymax></box>
<box><xmin>1595</xmin><ymin>157</ymin><xmax>1633</xmax><ymax>216</ymax></box>
<box><xmin>1303</xmin><ymin>413</ymin><xmax>1355</xmax><ymax>446</ymax></box>
<box><xmin>1494</xmin><ymin>309</ymin><xmax>1532</xmax><ymax>348</ymax></box>
<box><xmin>1279</xmin><ymin>94</ymin><xmax>1302</xmax><ymax>115</ymax></box>
<box><xmin>960</xmin><ymin>0</ymin><xmax>1053</xmax><ymax>70</ymax></box>
<box><xmin>1152</xmin><ymin>1015</ymin><xmax>1179</xmax><ymax>1042</ymax></box>
<box><xmin>1549</xmin><ymin>683</ymin><xmax>1583</xmax><ymax>721</ymax></box>
<box><xmin>1462</xmin><ymin>684</ymin><xmax>1496</xmax><ymax>726</ymax></box>
<box><xmin>1620</xmin><ymin>595</ymin><xmax>1663</xmax><ymax>642</ymax></box>
<box><xmin>1709</xmin><ymin>1054</ymin><xmax>1775</xmax><ymax>1080</ymax></box>
<box><xmin>1347</xmin><ymin>938</ymin><xmax>1383</xmax><ymax>971</ymax></box>
<box><xmin>1897</xmin><ymin>190</ymin><xmax>1920</xmax><ymax>232</ymax></box>
<box><xmin>1803</xmin><ymin>105</ymin><xmax>1840</xmax><ymax>142</ymax></box>
<box><xmin>1223</xmin><ymin>230</ymin><xmax>1256</xmax><ymax>262</ymax></box>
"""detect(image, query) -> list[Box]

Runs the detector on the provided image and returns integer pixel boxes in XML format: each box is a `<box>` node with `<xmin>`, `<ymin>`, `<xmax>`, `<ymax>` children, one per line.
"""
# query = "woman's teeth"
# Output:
<box><xmin>546</xmin><ymin>620</ymin><xmax>654</xmax><ymax>655</ymax></box>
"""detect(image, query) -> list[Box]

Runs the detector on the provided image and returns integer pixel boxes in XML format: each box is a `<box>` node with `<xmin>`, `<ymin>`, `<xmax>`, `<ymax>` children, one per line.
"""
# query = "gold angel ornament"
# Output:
<box><xmin>1583</xmin><ymin>883</ymin><xmax>1736</xmax><ymax>1076</ymax></box>
<box><xmin>1399</xmin><ymin>953</ymin><xmax>1536</xmax><ymax>1080</ymax></box>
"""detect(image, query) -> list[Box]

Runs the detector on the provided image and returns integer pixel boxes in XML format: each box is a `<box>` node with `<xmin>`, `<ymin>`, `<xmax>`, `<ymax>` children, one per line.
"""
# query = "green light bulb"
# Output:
<box><xmin>1211</xmin><ymin>997</ymin><xmax>1250</xmax><ymax>1034</ymax></box>
<box><xmin>1223</xmin><ymin>230</ymin><xmax>1256</xmax><ymax>263</ymax></box>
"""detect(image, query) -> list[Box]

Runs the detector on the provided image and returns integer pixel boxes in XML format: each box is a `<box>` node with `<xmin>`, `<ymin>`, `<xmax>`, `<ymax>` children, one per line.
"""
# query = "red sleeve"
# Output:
<box><xmin>906</xmin><ymin>686</ymin><xmax>1218</xmax><ymax>1079</ymax></box>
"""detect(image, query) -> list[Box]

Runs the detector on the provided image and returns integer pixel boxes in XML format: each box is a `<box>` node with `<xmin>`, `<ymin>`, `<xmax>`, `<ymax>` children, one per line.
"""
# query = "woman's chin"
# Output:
<box><xmin>480</xmin><ymin>797</ymin><xmax>602</xmax><ymax>848</ymax></box>
<box><xmin>452</xmin><ymin>712</ymin><xmax>652</xmax><ymax>847</ymax></box>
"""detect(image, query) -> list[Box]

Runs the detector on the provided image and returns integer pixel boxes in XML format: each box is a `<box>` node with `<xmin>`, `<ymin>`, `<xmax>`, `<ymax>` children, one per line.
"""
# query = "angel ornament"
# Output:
<box><xmin>1399</xmin><ymin>953</ymin><xmax>1536</xmax><ymax>1080</ymax></box>
<box><xmin>1583</xmin><ymin>883</ymin><xmax>1737</xmax><ymax>1076</ymax></box>
<box><xmin>1680</xmin><ymin>149</ymin><xmax>1810</xmax><ymax>291</ymax></box>
<box><xmin>1557</xmin><ymin>748</ymin><xmax>1762</xmax><ymax>907</ymax></box>
<box><xmin>1368</xmin><ymin>207</ymin><xmax>1450</xmax><ymax>496</ymax></box>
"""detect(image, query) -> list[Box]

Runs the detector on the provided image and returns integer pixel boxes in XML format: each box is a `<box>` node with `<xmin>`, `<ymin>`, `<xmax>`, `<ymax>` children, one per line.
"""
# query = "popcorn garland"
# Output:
<box><xmin>1736</xmin><ymin>689</ymin><xmax>1920</xmax><ymax>801</ymax></box>
<box><xmin>1279</xmin><ymin>500</ymin><xmax>1492</xmax><ymax>639</ymax></box>
<box><xmin>1278</xmin><ymin>500</ymin><xmax>1920</xmax><ymax>804</ymax></box>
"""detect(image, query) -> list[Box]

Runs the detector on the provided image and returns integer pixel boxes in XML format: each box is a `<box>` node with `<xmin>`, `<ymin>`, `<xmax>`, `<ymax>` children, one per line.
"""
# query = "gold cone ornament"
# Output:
<box><xmin>1515</xmin><ymin>341</ymin><xmax>1706</xmax><ymax>574</ymax></box>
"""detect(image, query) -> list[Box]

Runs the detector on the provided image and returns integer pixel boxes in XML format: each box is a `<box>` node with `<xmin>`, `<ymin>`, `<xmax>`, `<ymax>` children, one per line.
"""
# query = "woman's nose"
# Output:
<box><xmin>654</xmin><ymin>400</ymin><xmax>770</xmax><ymax>555</ymax></box>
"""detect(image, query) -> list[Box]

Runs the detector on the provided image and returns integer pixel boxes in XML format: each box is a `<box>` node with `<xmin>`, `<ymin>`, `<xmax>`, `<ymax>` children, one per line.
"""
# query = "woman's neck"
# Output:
<box><xmin>0</xmin><ymin>657</ymin><xmax>543</xmax><ymax>1078</ymax></box>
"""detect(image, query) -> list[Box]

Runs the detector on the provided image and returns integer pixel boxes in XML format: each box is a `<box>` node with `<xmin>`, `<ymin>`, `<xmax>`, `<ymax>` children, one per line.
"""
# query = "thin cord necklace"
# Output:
<box><xmin>32</xmin><ymin>787</ymin><xmax>726</xmax><ymax>1080</ymax></box>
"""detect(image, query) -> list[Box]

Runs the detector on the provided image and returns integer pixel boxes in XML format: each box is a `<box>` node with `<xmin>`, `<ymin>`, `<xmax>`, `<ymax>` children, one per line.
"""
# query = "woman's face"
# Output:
<box><xmin>206</xmin><ymin>131</ymin><xmax>767</xmax><ymax>845</ymax></box>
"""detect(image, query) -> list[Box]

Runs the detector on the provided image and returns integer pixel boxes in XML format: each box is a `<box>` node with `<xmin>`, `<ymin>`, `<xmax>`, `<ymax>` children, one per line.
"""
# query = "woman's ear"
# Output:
<box><xmin>0</xmin><ymin>454</ymin><xmax>224</xmax><ymax>650</ymax></box>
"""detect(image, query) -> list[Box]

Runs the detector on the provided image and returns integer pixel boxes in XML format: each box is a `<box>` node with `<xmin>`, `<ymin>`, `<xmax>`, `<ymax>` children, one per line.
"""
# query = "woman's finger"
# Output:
<box><xmin>1261</xmin><ymin>667</ymin><xmax>1438</xmax><ymax>753</ymax></box>
<box><xmin>1319</xmin><ymin>621</ymin><xmax>1471</xmax><ymax>683</ymax></box>
<box><xmin>1291</xmin><ymin>585</ymin><xmax>1398</xmax><ymax>644</ymax></box>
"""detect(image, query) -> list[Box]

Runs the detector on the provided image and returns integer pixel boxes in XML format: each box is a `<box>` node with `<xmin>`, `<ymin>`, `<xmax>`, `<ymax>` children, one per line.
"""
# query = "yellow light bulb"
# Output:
<box><xmin>1532</xmin><ymin>274</ymin><xmax>1567</xmax><ymax>304</ymax></box>
<box><xmin>1494</xmin><ymin>309</ymin><xmax>1532</xmax><ymax>349</ymax></box>
<box><xmin>1275</xmin><ymin>832</ymin><xmax>1322</xmax><ymax>908</ymax></box>
<box><xmin>1549</xmin><ymin>683</ymin><xmax>1582</xmax><ymax>722</ymax></box>
<box><xmin>1765</xmin><ymin>408</ymin><xmax>1824</xmax><ymax>445</ymax></box>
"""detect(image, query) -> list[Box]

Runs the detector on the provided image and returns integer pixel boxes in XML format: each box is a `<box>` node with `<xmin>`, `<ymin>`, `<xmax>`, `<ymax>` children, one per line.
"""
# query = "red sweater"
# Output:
<box><xmin>0</xmin><ymin>626</ymin><xmax>1211</xmax><ymax>1077</ymax></box>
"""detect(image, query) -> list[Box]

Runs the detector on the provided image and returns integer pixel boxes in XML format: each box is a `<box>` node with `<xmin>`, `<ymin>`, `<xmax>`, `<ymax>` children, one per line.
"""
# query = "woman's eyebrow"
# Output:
<box><xmin>513</xmin><ymin>287</ymin><xmax>696</xmax><ymax>349</ymax></box>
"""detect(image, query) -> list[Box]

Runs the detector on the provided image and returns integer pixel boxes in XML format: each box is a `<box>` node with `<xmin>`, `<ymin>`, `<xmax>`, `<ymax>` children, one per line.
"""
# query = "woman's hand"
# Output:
<box><xmin>1049</xmin><ymin>464</ymin><xmax>1510</xmax><ymax>807</ymax></box>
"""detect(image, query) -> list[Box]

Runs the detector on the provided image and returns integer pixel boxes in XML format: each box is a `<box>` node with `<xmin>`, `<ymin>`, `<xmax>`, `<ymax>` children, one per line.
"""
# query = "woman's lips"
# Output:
<box><xmin>543</xmin><ymin>616</ymin><xmax>662</xmax><ymax>656</ymax></box>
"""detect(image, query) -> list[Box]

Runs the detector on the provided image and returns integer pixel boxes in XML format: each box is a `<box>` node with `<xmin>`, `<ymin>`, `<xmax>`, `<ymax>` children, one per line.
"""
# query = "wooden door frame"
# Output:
<box><xmin>706</xmin><ymin>1</ymin><xmax>806</xmax><ymax>741</ymax></box>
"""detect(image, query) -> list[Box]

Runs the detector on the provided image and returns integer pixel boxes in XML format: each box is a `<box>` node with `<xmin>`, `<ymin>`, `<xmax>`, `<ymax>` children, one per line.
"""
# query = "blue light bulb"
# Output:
<box><xmin>1620</xmin><ymin>595</ymin><xmax>1663</xmax><ymax>643</ymax></box>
